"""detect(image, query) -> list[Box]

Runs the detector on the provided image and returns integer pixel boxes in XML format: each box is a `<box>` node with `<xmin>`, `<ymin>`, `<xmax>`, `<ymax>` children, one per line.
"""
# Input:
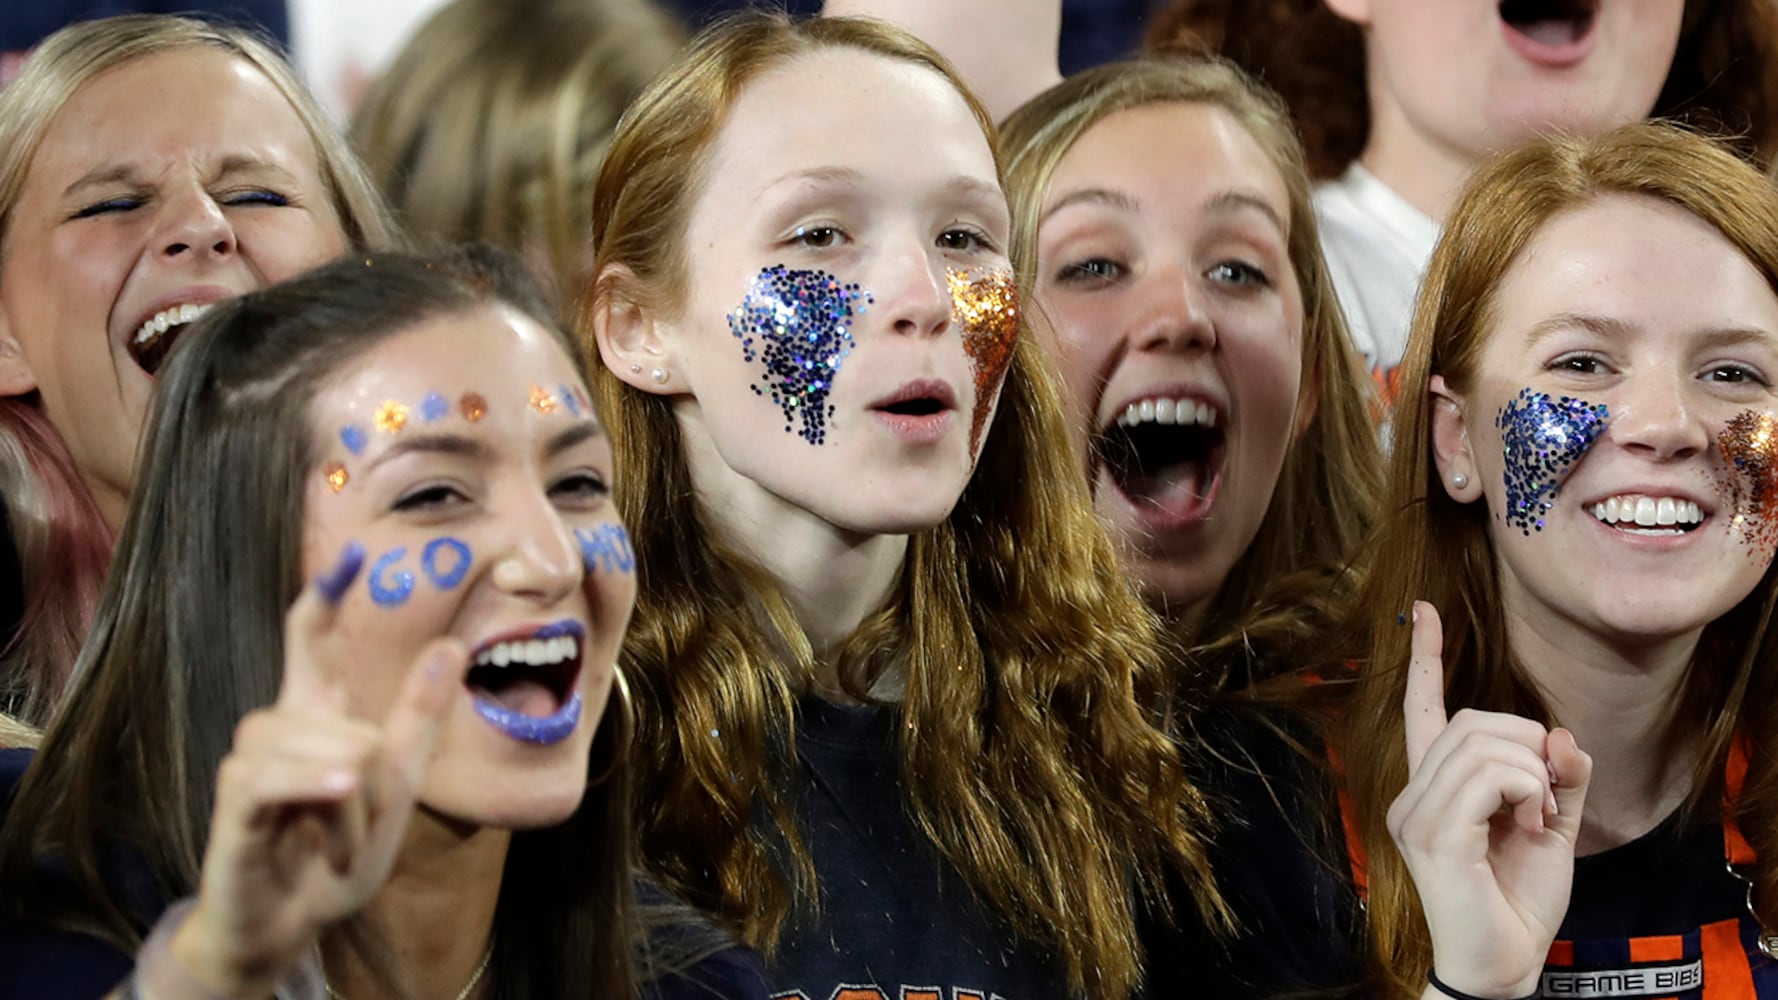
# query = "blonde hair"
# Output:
<box><xmin>583</xmin><ymin>13</ymin><xmax>1227</xmax><ymax>998</ymax></box>
<box><xmin>999</xmin><ymin>56</ymin><xmax>1382</xmax><ymax>673</ymax></box>
<box><xmin>0</xmin><ymin>711</ymin><xmax>36</xmax><ymax>749</ymax></box>
<box><xmin>351</xmin><ymin>0</ymin><xmax>681</xmax><ymax>298</ymax></box>
<box><xmin>1338</xmin><ymin>121</ymin><xmax>1778</xmax><ymax>997</ymax></box>
<box><xmin>0</xmin><ymin>14</ymin><xmax>400</xmax><ymax>725</ymax></box>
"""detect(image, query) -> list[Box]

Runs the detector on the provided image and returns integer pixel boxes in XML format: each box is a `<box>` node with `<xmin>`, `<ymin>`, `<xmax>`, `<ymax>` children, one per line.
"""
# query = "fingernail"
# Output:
<box><xmin>1411</xmin><ymin>606</ymin><xmax>1420</xmax><ymax>623</ymax></box>
<box><xmin>323</xmin><ymin>770</ymin><xmax>356</xmax><ymax>793</ymax></box>
<box><xmin>315</xmin><ymin>541</ymin><xmax>366</xmax><ymax>604</ymax></box>
<box><xmin>1546</xmin><ymin>788</ymin><xmax>1559</xmax><ymax>817</ymax></box>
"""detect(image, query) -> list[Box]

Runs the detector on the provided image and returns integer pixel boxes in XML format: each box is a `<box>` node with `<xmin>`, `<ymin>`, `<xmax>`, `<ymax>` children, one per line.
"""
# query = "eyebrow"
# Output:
<box><xmin>758</xmin><ymin>165</ymin><xmax>867</xmax><ymax>198</ymax></box>
<box><xmin>1041</xmin><ymin>187</ymin><xmax>1140</xmax><ymax>222</ymax></box>
<box><xmin>1202</xmin><ymin>190</ymin><xmax>1287</xmax><ymax>234</ymax></box>
<box><xmin>1523</xmin><ymin>312</ymin><xmax>1778</xmax><ymax>351</ymax></box>
<box><xmin>364</xmin><ymin>420</ymin><xmax>605</xmax><ymax>471</ymax></box>
<box><xmin>61</xmin><ymin>154</ymin><xmax>300</xmax><ymax>200</ymax></box>
<box><xmin>545</xmin><ymin>420</ymin><xmax>605</xmax><ymax>457</ymax></box>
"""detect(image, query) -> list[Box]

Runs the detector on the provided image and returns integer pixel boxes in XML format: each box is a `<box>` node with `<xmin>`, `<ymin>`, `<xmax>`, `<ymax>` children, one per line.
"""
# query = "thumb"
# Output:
<box><xmin>380</xmin><ymin>637</ymin><xmax>471</xmax><ymax>791</ymax></box>
<box><xmin>1545</xmin><ymin>727</ymin><xmax>1593</xmax><ymax>840</ymax></box>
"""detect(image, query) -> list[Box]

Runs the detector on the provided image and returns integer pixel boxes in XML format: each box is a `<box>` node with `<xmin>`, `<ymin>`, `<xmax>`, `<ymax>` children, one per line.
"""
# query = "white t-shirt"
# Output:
<box><xmin>1312</xmin><ymin>163</ymin><xmax>1440</xmax><ymax>407</ymax></box>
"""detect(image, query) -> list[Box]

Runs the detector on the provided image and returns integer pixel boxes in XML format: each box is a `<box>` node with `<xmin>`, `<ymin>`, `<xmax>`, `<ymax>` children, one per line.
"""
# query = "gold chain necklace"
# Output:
<box><xmin>321</xmin><ymin>944</ymin><xmax>493</xmax><ymax>1000</ymax></box>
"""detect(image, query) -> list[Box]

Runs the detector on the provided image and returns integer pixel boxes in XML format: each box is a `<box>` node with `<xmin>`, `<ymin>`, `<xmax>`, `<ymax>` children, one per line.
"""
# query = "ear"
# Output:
<box><xmin>1322</xmin><ymin>0</ymin><xmax>1371</xmax><ymax>26</ymax></box>
<box><xmin>1429</xmin><ymin>374</ymin><xmax>1481</xmax><ymax>503</ymax></box>
<box><xmin>0</xmin><ymin>313</ymin><xmax>38</xmax><ymax>397</ymax></box>
<box><xmin>590</xmin><ymin>263</ymin><xmax>679</xmax><ymax>396</ymax></box>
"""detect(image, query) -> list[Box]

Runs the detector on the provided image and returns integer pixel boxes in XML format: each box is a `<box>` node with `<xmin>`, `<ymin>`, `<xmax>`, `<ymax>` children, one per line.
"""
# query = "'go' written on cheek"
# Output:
<box><xmin>364</xmin><ymin>524</ymin><xmax>635</xmax><ymax>608</ymax></box>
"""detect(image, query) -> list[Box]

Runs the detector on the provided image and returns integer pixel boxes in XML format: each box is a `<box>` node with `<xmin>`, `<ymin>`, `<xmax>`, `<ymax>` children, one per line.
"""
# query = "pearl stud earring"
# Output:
<box><xmin>1452</xmin><ymin>472</ymin><xmax>1469</xmax><ymax>489</ymax></box>
<box><xmin>651</xmin><ymin>367</ymin><xmax>669</xmax><ymax>385</ymax></box>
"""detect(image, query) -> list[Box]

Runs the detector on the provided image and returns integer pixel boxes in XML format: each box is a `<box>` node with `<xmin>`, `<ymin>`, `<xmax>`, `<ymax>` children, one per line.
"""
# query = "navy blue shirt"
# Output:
<box><xmin>769</xmin><ymin>698</ymin><xmax>1066</xmax><ymax>1000</ymax></box>
<box><xmin>0</xmin><ymin>748</ymin><xmax>769</xmax><ymax>1000</ymax></box>
<box><xmin>0</xmin><ymin>2</ymin><xmax>289</xmax><ymax>51</ymax></box>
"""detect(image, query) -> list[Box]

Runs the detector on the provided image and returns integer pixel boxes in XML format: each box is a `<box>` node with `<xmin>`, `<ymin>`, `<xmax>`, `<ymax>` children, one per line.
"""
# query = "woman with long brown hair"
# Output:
<box><xmin>584</xmin><ymin>12</ymin><xmax>1224</xmax><ymax>999</ymax></box>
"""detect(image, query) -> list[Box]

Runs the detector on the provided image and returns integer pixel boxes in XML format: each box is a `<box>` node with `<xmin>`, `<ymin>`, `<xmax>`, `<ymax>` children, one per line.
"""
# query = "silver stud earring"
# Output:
<box><xmin>629</xmin><ymin>363</ymin><xmax>642</xmax><ymax>374</ymax></box>
<box><xmin>1451</xmin><ymin>472</ymin><xmax>1470</xmax><ymax>489</ymax></box>
<box><xmin>650</xmin><ymin>367</ymin><xmax>669</xmax><ymax>385</ymax></box>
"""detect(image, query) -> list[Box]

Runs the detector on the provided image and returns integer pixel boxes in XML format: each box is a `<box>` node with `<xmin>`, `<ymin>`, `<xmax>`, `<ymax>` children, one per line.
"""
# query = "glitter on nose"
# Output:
<box><xmin>947</xmin><ymin>267</ymin><xmax>1020</xmax><ymax>453</ymax></box>
<box><xmin>727</xmin><ymin>265</ymin><xmax>873</xmax><ymax>445</ymax></box>
<box><xmin>1716</xmin><ymin>410</ymin><xmax>1778</xmax><ymax>553</ymax></box>
<box><xmin>1495</xmin><ymin>388</ymin><xmax>1610</xmax><ymax>534</ymax></box>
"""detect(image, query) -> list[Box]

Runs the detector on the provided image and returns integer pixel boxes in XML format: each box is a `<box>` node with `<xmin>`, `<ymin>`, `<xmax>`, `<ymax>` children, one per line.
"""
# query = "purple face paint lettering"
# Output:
<box><xmin>726</xmin><ymin>264</ymin><xmax>873</xmax><ymax>445</ymax></box>
<box><xmin>314</xmin><ymin>541</ymin><xmax>365</xmax><ymax>604</ymax></box>
<box><xmin>576</xmin><ymin>524</ymin><xmax>635</xmax><ymax>576</ymax></box>
<box><xmin>368</xmin><ymin>547</ymin><xmax>415</xmax><ymax>607</ymax></box>
<box><xmin>420</xmin><ymin>392</ymin><xmax>451</xmax><ymax>423</ymax></box>
<box><xmin>1716</xmin><ymin>410</ymin><xmax>1778</xmax><ymax>554</ymax></box>
<box><xmin>340</xmin><ymin>424</ymin><xmax>368</xmax><ymax>456</ymax></box>
<box><xmin>421</xmin><ymin>537</ymin><xmax>472</xmax><ymax>589</ymax></box>
<box><xmin>1495</xmin><ymin>388</ymin><xmax>1610</xmax><ymax>535</ymax></box>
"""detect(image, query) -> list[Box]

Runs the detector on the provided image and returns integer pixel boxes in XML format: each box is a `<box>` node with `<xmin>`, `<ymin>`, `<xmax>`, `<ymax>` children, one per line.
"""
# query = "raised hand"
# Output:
<box><xmin>1386</xmin><ymin>601</ymin><xmax>1593</xmax><ymax>999</ymax></box>
<box><xmin>166</xmin><ymin>543</ymin><xmax>470</xmax><ymax>999</ymax></box>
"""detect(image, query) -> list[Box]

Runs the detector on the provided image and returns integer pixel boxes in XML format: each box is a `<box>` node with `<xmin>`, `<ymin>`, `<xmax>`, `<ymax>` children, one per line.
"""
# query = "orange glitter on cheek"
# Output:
<box><xmin>373</xmin><ymin>400</ymin><xmax>409</xmax><ymax>433</ymax></box>
<box><xmin>1717</xmin><ymin>410</ymin><xmax>1778</xmax><ymax>556</ymax></box>
<box><xmin>324</xmin><ymin>462</ymin><xmax>349</xmax><ymax>493</ymax></box>
<box><xmin>528</xmin><ymin>384</ymin><xmax>559</xmax><ymax>414</ymax></box>
<box><xmin>459</xmin><ymin>392</ymin><xmax>487</xmax><ymax>422</ymax></box>
<box><xmin>947</xmin><ymin>267</ymin><xmax>1020</xmax><ymax>453</ymax></box>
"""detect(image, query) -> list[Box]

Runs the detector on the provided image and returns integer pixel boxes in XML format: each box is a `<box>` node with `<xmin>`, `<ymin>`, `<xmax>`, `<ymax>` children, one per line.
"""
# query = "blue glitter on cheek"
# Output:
<box><xmin>1494</xmin><ymin>387</ymin><xmax>1611</xmax><ymax>535</ymax></box>
<box><xmin>725</xmin><ymin>264</ymin><xmax>874</xmax><ymax>445</ymax></box>
<box><xmin>340</xmin><ymin>424</ymin><xmax>368</xmax><ymax>456</ymax></box>
<box><xmin>420</xmin><ymin>393</ymin><xmax>451</xmax><ymax>423</ymax></box>
<box><xmin>421</xmin><ymin>537</ymin><xmax>472</xmax><ymax>589</ymax></box>
<box><xmin>367</xmin><ymin>547</ymin><xmax>415</xmax><ymax>607</ymax></box>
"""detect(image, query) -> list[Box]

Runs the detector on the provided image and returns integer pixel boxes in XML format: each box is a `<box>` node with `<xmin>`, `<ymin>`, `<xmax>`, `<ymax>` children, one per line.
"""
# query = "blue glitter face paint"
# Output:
<box><xmin>368</xmin><ymin>547</ymin><xmax>415</xmax><ymax>607</ymax></box>
<box><xmin>421</xmin><ymin>537</ymin><xmax>472</xmax><ymax>590</ymax></box>
<box><xmin>726</xmin><ymin>265</ymin><xmax>873</xmax><ymax>445</ymax></box>
<box><xmin>559</xmin><ymin>384</ymin><xmax>582</xmax><ymax>416</ymax></box>
<box><xmin>340</xmin><ymin>424</ymin><xmax>368</xmax><ymax>456</ymax></box>
<box><xmin>420</xmin><ymin>392</ymin><xmax>451</xmax><ymax>422</ymax></box>
<box><xmin>1495</xmin><ymin>388</ymin><xmax>1611</xmax><ymax>534</ymax></box>
<box><xmin>576</xmin><ymin>524</ymin><xmax>635</xmax><ymax>576</ymax></box>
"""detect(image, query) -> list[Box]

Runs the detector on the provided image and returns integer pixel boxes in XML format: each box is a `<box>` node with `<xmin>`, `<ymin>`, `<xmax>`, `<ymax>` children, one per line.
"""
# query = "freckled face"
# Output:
<box><xmin>649</xmin><ymin>47</ymin><xmax>1016</xmax><ymax>536</ymax></box>
<box><xmin>301</xmin><ymin>304</ymin><xmax>632</xmax><ymax>828</ymax></box>
<box><xmin>1448</xmin><ymin>194</ymin><xmax>1778</xmax><ymax>646</ymax></box>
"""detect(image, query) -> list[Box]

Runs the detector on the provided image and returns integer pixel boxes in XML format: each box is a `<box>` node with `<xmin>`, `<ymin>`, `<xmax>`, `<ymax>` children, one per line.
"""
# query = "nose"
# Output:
<box><xmin>1130</xmin><ymin>264</ymin><xmax>1215</xmax><ymax>355</ymax></box>
<box><xmin>1608</xmin><ymin>369</ymin><xmax>1709</xmax><ymax>462</ymax></box>
<box><xmin>154</xmin><ymin>184</ymin><xmax>236</xmax><ymax>261</ymax></box>
<box><xmin>882</xmin><ymin>240</ymin><xmax>954</xmax><ymax>339</ymax></box>
<box><xmin>490</xmin><ymin>492</ymin><xmax>583</xmax><ymax>605</ymax></box>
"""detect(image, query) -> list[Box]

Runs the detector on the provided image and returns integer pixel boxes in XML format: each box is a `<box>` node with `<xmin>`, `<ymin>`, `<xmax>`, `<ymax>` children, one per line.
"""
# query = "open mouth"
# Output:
<box><xmin>128</xmin><ymin>303</ymin><xmax>217</xmax><ymax>376</ymax></box>
<box><xmin>1589</xmin><ymin>495</ymin><xmax>1707</xmax><ymax>537</ymax></box>
<box><xmin>1498</xmin><ymin>0</ymin><xmax>1598</xmax><ymax>49</ymax></box>
<box><xmin>466</xmin><ymin>620</ymin><xmax>585</xmax><ymax>745</ymax></box>
<box><xmin>1095</xmin><ymin>396</ymin><xmax>1226</xmax><ymax>522</ymax></box>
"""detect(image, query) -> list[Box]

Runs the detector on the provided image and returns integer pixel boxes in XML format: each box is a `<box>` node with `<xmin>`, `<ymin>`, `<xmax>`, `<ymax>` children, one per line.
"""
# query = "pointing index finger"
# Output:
<box><xmin>1402</xmin><ymin>600</ymin><xmax>1448</xmax><ymax>775</ymax></box>
<box><xmin>280</xmin><ymin>541</ymin><xmax>365</xmax><ymax>707</ymax></box>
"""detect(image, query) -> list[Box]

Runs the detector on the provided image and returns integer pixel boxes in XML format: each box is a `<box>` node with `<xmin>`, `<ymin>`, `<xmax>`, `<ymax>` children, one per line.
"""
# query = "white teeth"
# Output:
<box><xmin>472</xmin><ymin>634</ymin><xmax>581</xmax><ymax>669</ymax></box>
<box><xmin>133</xmin><ymin>301</ymin><xmax>217</xmax><ymax>347</ymax></box>
<box><xmin>1589</xmin><ymin>495</ymin><xmax>1705</xmax><ymax>528</ymax></box>
<box><xmin>1115</xmin><ymin>396</ymin><xmax>1221</xmax><ymax>430</ymax></box>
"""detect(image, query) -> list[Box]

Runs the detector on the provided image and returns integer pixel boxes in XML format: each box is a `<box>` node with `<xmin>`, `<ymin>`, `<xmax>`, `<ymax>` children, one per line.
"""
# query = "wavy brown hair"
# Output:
<box><xmin>582</xmin><ymin>12</ymin><xmax>1227</xmax><ymax>999</ymax></box>
<box><xmin>999</xmin><ymin>56</ymin><xmax>1382</xmax><ymax>677</ymax></box>
<box><xmin>1331</xmin><ymin>121</ymin><xmax>1778</xmax><ymax>997</ymax></box>
<box><xmin>1143</xmin><ymin>0</ymin><xmax>1778</xmax><ymax>178</ymax></box>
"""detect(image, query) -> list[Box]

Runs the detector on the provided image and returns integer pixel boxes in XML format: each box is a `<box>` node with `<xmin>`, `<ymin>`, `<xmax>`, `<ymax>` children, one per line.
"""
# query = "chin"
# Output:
<box><xmin>423</xmin><ymin>761</ymin><xmax>591</xmax><ymax>831</ymax></box>
<box><xmin>1132</xmin><ymin>557</ymin><xmax>1220</xmax><ymax>624</ymax></box>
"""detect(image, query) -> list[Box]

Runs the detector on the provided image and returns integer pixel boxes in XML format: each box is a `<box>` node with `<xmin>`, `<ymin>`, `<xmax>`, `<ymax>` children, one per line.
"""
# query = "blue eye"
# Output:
<box><xmin>1206</xmin><ymin>260</ymin><xmax>1271</xmax><ymax>289</ymax></box>
<box><xmin>1055</xmin><ymin>258</ymin><xmax>1125</xmax><ymax>287</ymax></box>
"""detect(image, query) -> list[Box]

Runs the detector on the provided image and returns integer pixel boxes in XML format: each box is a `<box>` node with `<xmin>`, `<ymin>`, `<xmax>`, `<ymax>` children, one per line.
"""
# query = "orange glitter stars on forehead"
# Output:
<box><xmin>459</xmin><ymin>392</ymin><xmax>488</xmax><ymax>422</ymax></box>
<box><xmin>947</xmin><ymin>267</ymin><xmax>1021</xmax><ymax>453</ymax></box>
<box><xmin>324</xmin><ymin>461</ymin><xmax>349</xmax><ymax>493</ymax></box>
<box><xmin>528</xmin><ymin>384</ymin><xmax>559</xmax><ymax>414</ymax></box>
<box><xmin>373</xmin><ymin>400</ymin><xmax>410</xmax><ymax>433</ymax></box>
